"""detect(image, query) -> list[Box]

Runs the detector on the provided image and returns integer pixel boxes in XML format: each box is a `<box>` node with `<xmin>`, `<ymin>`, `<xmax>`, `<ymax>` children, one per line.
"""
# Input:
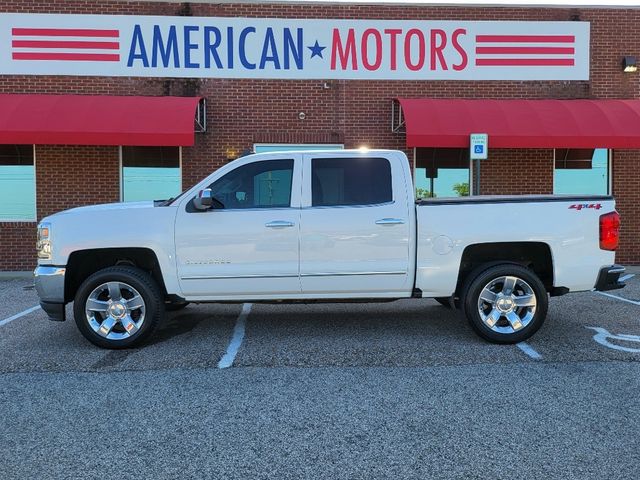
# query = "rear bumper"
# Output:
<box><xmin>34</xmin><ymin>266</ymin><xmax>66</xmax><ymax>321</ymax></box>
<box><xmin>594</xmin><ymin>264</ymin><xmax>626</xmax><ymax>292</ymax></box>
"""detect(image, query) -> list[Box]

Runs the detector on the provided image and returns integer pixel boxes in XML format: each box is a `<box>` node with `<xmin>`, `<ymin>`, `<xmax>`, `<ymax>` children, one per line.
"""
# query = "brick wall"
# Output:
<box><xmin>35</xmin><ymin>145</ymin><xmax>120</xmax><ymax>219</ymax></box>
<box><xmin>613</xmin><ymin>150</ymin><xmax>640</xmax><ymax>265</ymax></box>
<box><xmin>1</xmin><ymin>1</ymin><xmax>639</xmax><ymax>269</ymax></box>
<box><xmin>479</xmin><ymin>149</ymin><xmax>554</xmax><ymax>196</ymax></box>
<box><xmin>0</xmin><ymin>222</ymin><xmax>36</xmax><ymax>271</ymax></box>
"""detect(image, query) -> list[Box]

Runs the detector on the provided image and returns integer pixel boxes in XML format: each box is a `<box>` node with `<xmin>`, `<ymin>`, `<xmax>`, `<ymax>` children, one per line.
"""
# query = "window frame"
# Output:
<box><xmin>412</xmin><ymin>147</ymin><xmax>474</xmax><ymax>197</ymax></box>
<box><xmin>552</xmin><ymin>148</ymin><xmax>612</xmax><ymax>195</ymax></box>
<box><xmin>119</xmin><ymin>146</ymin><xmax>182</xmax><ymax>202</ymax></box>
<box><xmin>306</xmin><ymin>155</ymin><xmax>395</xmax><ymax>209</ymax></box>
<box><xmin>0</xmin><ymin>144</ymin><xmax>37</xmax><ymax>222</ymax></box>
<box><xmin>180</xmin><ymin>154</ymin><xmax>303</xmax><ymax>214</ymax></box>
<box><xmin>204</xmin><ymin>158</ymin><xmax>296</xmax><ymax>211</ymax></box>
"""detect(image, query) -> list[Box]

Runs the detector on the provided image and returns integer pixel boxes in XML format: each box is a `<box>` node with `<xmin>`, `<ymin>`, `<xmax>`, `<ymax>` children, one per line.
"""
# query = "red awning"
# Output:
<box><xmin>0</xmin><ymin>94</ymin><xmax>202</xmax><ymax>146</ymax></box>
<box><xmin>397</xmin><ymin>98</ymin><xmax>640</xmax><ymax>149</ymax></box>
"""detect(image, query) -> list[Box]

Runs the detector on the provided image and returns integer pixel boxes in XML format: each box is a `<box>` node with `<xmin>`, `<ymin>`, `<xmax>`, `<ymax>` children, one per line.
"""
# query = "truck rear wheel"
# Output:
<box><xmin>461</xmin><ymin>264</ymin><xmax>548</xmax><ymax>344</ymax></box>
<box><xmin>73</xmin><ymin>266</ymin><xmax>165</xmax><ymax>349</ymax></box>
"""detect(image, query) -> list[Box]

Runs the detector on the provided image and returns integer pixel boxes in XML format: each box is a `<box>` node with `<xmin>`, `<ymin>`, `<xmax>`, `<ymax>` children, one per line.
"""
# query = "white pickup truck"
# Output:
<box><xmin>34</xmin><ymin>149</ymin><xmax>625</xmax><ymax>349</ymax></box>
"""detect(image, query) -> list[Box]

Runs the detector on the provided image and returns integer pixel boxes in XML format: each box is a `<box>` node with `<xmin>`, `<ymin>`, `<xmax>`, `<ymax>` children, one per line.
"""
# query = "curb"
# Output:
<box><xmin>0</xmin><ymin>271</ymin><xmax>33</xmax><ymax>280</ymax></box>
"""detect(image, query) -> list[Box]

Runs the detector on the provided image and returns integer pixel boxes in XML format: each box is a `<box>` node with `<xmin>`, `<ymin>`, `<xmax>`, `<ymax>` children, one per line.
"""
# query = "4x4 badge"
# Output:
<box><xmin>569</xmin><ymin>203</ymin><xmax>602</xmax><ymax>211</ymax></box>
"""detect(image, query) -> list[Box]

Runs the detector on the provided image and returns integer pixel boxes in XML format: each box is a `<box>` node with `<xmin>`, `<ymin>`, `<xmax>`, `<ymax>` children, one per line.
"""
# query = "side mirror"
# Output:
<box><xmin>193</xmin><ymin>189</ymin><xmax>213</xmax><ymax>210</ymax></box>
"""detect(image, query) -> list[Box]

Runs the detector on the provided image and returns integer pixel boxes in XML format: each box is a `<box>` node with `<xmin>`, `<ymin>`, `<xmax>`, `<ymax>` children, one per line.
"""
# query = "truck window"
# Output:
<box><xmin>311</xmin><ymin>157</ymin><xmax>392</xmax><ymax>207</ymax></box>
<box><xmin>207</xmin><ymin>159</ymin><xmax>294</xmax><ymax>209</ymax></box>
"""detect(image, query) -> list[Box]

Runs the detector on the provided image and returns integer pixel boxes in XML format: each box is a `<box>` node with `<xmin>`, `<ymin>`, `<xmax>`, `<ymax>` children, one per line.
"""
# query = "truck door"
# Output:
<box><xmin>299</xmin><ymin>153</ymin><xmax>413</xmax><ymax>297</ymax></box>
<box><xmin>175</xmin><ymin>154</ymin><xmax>301</xmax><ymax>298</ymax></box>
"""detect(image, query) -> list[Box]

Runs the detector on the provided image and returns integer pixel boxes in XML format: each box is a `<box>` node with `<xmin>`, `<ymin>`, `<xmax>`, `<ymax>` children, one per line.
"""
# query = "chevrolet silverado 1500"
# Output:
<box><xmin>34</xmin><ymin>149</ymin><xmax>625</xmax><ymax>348</ymax></box>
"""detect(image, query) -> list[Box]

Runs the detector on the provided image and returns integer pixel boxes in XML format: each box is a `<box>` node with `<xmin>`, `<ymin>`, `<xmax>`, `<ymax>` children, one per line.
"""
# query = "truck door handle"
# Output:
<box><xmin>375</xmin><ymin>218</ymin><xmax>405</xmax><ymax>225</ymax></box>
<box><xmin>265</xmin><ymin>220</ymin><xmax>295</xmax><ymax>228</ymax></box>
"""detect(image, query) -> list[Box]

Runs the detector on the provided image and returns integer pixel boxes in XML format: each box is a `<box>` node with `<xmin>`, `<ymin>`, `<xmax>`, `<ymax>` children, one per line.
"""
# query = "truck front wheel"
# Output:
<box><xmin>461</xmin><ymin>264</ymin><xmax>548</xmax><ymax>344</ymax></box>
<box><xmin>73</xmin><ymin>266</ymin><xmax>165</xmax><ymax>349</ymax></box>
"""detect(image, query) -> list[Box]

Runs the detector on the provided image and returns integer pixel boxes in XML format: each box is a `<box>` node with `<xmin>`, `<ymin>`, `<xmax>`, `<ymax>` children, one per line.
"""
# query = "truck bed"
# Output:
<box><xmin>414</xmin><ymin>194</ymin><xmax>617</xmax><ymax>297</ymax></box>
<box><xmin>417</xmin><ymin>194</ymin><xmax>613</xmax><ymax>205</ymax></box>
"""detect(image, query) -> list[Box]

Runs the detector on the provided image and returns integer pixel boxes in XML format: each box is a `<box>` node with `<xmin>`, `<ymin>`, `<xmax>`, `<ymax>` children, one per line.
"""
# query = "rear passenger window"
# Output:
<box><xmin>311</xmin><ymin>157</ymin><xmax>392</xmax><ymax>207</ymax></box>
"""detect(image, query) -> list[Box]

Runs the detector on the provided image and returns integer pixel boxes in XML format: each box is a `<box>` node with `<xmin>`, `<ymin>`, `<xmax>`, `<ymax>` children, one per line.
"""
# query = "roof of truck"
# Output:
<box><xmin>247</xmin><ymin>148</ymin><xmax>403</xmax><ymax>156</ymax></box>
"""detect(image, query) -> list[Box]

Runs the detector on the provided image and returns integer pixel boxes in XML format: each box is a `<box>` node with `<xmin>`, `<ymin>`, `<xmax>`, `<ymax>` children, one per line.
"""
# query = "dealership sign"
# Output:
<box><xmin>0</xmin><ymin>14</ymin><xmax>590</xmax><ymax>80</ymax></box>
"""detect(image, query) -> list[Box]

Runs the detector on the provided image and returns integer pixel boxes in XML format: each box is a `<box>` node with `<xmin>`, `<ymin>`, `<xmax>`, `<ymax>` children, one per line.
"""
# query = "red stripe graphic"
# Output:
<box><xmin>476</xmin><ymin>46</ymin><xmax>575</xmax><ymax>55</ymax></box>
<box><xmin>12</xmin><ymin>28</ymin><xmax>119</xmax><ymax>38</ymax></box>
<box><xmin>12</xmin><ymin>52</ymin><xmax>120</xmax><ymax>62</ymax></box>
<box><xmin>476</xmin><ymin>35</ymin><xmax>575</xmax><ymax>43</ymax></box>
<box><xmin>12</xmin><ymin>40</ymin><xmax>119</xmax><ymax>49</ymax></box>
<box><xmin>476</xmin><ymin>58</ymin><xmax>575</xmax><ymax>66</ymax></box>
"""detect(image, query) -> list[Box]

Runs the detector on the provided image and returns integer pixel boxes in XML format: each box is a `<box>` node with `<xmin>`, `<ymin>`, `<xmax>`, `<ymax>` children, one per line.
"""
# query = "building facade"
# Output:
<box><xmin>1</xmin><ymin>0</ymin><xmax>639</xmax><ymax>270</ymax></box>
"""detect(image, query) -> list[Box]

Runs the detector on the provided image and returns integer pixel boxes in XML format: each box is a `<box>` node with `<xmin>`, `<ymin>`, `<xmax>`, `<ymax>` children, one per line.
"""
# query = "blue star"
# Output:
<box><xmin>307</xmin><ymin>40</ymin><xmax>326</xmax><ymax>59</ymax></box>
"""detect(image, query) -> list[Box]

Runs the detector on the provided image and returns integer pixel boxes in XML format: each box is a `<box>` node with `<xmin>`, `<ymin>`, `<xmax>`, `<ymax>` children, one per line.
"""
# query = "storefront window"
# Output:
<box><xmin>121</xmin><ymin>146</ymin><xmax>181</xmax><ymax>202</ymax></box>
<box><xmin>0</xmin><ymin>145</ymin><xmax>35</xmax><ymax>220</ymax></box>
<box><xmin>554</xmin><ymin>149</ymin><xmax>609</xmax><ymax>195</ymax></box>
<box><xmin>415</xmin><ymin>148</ymin><xmax>470</xmax><ymax>198</ymax></box>
<box><xmin>254</xmin><ymin>143</ymin><xmax>343</xmax><ymax>153</ymax></box>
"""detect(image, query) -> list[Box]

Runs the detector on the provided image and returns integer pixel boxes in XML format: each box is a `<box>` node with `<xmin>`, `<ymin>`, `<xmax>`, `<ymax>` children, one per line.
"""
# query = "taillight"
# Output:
<box><xmin>600</xmin><ymin>211</ymin><xmax>620</xmax><ymax>251</ymax></box>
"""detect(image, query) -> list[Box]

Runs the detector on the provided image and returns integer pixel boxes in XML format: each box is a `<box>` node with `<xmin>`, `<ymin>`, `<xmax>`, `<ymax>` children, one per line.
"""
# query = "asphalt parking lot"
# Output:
<box><xmin>1</xmin><ymin>274</ymin><xmax>640</xmax><ymax>479</ymax></box>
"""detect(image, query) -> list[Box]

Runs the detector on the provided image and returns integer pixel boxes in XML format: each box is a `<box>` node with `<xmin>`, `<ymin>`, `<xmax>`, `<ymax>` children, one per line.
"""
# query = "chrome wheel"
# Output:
<box><xmin>477</xmin><ymin>275</ymin><xmax>537</xmax><ymax>334</ymax></box>
<box><xmin>85</xmin><ymin>281</ymin><xmax>146</xmax><ymax>340</ymax></box>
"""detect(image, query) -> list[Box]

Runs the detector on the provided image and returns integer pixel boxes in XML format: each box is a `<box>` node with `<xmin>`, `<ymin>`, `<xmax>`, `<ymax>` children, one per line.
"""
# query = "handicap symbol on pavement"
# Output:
<box><xmin>586</xmin><ymin>327</ymin><xmax>640</xmax><ymax>353</ymax></box>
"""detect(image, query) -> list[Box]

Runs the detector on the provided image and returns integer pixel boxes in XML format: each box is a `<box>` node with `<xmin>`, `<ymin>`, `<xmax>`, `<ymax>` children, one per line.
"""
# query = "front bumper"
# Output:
<box><xmin>594</xmin><ymin>264</ymin><xmax>626</xmax><ymax>292</ymax></box>
<box><xmin>34</xmin><ymin>266</ymin><xmax>66</xmax><ymax>321</ymax></box>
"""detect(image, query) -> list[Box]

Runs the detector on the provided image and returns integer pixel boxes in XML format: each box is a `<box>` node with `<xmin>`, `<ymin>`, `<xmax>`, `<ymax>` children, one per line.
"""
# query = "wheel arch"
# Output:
<box><xmin>455</xmin><ymin>242</ymin><xmax>554</xmax><ymax>297</ymax></box>
<box><xmin>64</xmin><ymin>247</ymin><xmax>168</xmax><ymax>303</ymax></box>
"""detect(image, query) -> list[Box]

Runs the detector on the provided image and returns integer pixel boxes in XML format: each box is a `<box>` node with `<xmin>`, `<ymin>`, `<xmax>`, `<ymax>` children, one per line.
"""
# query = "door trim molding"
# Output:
<box><xmin>181</xmin><ymin>274</ymin><xmax>299</xmax><ymax>280</ymax></box>
<box><xmin>301</xmin><ymin>271</ymin><xmax>406</xmax><ymax>277</ymax></box>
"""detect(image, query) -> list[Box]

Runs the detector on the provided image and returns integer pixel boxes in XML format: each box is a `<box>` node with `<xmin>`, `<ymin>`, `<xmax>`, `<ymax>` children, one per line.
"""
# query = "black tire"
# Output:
<box><xmin>461</xmin><ymin>264</ymin><xmax>548</xmax><ymax>344</ymax></box>
<box><xmin>165</xmin><ymin>301</ymin><xmax>190</xmax><ymax>312</ymax></box>
<box><xmin>73</xmin><ymin>266</ymin><xmax>165</xmax><ymax>349</ymax></box>
<box><xmin>434</xmin><ymin>297</ymin><xmax>453</xmax><ymax>308</ymax></box>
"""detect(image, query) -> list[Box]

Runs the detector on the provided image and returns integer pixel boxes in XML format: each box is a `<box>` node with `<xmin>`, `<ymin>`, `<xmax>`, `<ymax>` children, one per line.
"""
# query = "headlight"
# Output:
<box><xmin>37</xmin><ymin>222</ymin><xmax>52</xmax><ymax>260</ymax></box>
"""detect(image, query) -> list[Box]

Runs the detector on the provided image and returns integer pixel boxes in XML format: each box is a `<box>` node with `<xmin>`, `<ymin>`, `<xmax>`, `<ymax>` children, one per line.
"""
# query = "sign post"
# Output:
<box><xmin>470</xmin><ymin>133</ymin><xmax>488</xmax><ymax>195</ymax></box>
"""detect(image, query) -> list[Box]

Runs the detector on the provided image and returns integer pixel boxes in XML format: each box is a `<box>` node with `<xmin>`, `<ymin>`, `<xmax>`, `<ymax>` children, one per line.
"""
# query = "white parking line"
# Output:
<box><xmin>619</xmin><ymin>274</ymin><xmax>636</xmax><ymax>282</ymax></box>
<box><xmin>516</xmin><ymin>341</ymin><xmax>542</xmax><ymax>360</ymax></box>
<box><xmin>595</xmin><ymin>291</ymin><xmax>640</xmax><ymax>306</ymax></box>
<box><xmin>217</xmin><ymin>303</ymin><xmax>252</xmax><ymax>369</ymax></box>
<box><xmin>0</xmin><ymin>305</ymin><xmax>41</xmax><ymax>328</ymax></box>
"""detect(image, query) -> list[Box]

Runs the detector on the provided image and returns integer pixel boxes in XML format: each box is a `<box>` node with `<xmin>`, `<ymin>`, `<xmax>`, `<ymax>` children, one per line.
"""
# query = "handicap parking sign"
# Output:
<box><xmin>470</xmin><ymin>133</ymin><xmax>488</xmax><ymax>160</ymax></box>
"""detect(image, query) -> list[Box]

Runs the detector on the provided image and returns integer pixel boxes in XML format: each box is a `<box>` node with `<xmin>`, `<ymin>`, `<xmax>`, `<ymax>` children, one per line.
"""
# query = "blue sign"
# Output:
<box><xmin>470</xmin><ymin>133</ymin><xmax>488</xmax><ymax>160</ymax></box>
